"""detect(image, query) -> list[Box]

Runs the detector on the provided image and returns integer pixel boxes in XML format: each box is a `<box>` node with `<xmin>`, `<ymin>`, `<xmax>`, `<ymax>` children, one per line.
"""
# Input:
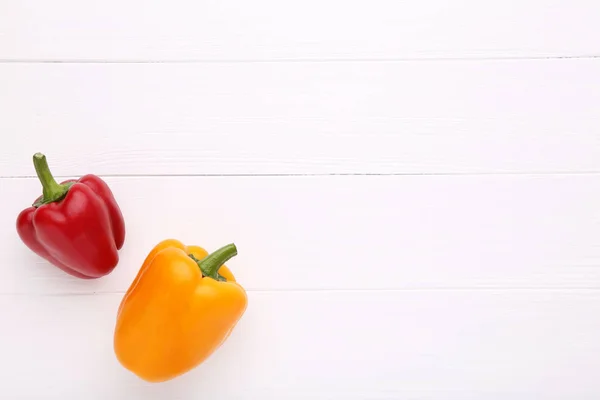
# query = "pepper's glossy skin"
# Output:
<box><xmin>113</xmin><ymin>239</ymin><xmax>247</xmax><ymax>383</ymax></box>
<box><xmin>16</xmin><ymin>174</ymin><xmax>125</xmax><ymax>279</ymax></box>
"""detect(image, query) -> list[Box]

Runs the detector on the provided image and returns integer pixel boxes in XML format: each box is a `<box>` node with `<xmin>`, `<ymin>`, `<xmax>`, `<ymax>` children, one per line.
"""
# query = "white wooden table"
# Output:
<box><xmin>1</xmin><ymin>1</ymin><xmax>600</xmax><ymax>398</ymax></box>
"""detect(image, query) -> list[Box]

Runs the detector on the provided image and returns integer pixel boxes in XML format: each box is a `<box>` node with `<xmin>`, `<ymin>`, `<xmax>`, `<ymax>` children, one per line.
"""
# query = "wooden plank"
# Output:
<box><xmin>1</xmin><ymin>60</ymin><xmax>599</xmax><ymax>176</ymax></box>
<box><xmin>1</xmin><ymin>290</ymin><xmax>599</xmax><ymax>398</ymax></box>
<box><xmin>1</xmin><ymin>0</ymin><xmax>599</xmax><ymax>60</ymax></box>
<box><xmin>2</xmin><ymin>175</ymin><xmax>599</xmax><ymax>294</ymax></box>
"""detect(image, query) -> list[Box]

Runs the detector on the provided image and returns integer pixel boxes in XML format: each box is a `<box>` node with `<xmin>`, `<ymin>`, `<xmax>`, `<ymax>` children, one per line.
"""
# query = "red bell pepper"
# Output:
<box><xmin>16</xmin><ymin>153</ymin><xmax>125</xmax><ymax>279</ymax></box>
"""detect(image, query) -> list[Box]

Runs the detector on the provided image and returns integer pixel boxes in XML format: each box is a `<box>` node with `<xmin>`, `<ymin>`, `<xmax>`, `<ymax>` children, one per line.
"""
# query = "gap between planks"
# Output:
<box><xmin>3</xmin><ymin>287</ymin><xmax>600</xmax><ymax>297</ymax></box>
<box><xmin>3</xmin><ymin>171</ymin><xmax>600</xmax><ymax>179</ymax></box>
<box><xmin>1</xmin><ymin>54</ymin><xmax>600</xmax><ymax>64</ymax></box>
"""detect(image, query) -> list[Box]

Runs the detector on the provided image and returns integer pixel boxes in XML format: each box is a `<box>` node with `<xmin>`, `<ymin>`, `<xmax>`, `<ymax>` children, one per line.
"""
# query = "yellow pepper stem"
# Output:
<box><xmin>189</xmin><ymin>243</ymin><xmax>237</xmax><ymax>282</ymax></box>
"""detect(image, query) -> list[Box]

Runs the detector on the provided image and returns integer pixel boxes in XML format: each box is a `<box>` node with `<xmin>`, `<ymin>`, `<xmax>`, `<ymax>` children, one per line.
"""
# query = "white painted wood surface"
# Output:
<box><xmin>2</xmin><ymin>175</ymin><xmax>600</xmax><ymax>295</ymax></box>
<box><xmin>1</xmin><ymin>1</ymin><xmax>600</xmax><ymax>398</ymax></box>
<box><xmin>1</xmin><ymin>0</ymin><xmax>599</xmax><ymax>60</ymax></box>
<box><xmin>3</xmin><ymin>291</ymin><xmax>600</xmax><ymax>399</ymax></box>
<box><xmin>1</xmin><ymin>60</ymin><xmax>600</xmax><ymax>176</ymax></box>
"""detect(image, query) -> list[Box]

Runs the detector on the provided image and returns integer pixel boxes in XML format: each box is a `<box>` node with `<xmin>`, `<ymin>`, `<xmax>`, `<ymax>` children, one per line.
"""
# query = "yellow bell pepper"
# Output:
<box><xmin>113</xmin><ymin>239</ymin><xmax>248</xmax><ymax>382</ymax></box>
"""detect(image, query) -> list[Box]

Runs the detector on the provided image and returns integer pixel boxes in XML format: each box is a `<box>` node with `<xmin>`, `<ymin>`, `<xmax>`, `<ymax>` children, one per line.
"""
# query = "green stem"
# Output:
<box><xmin>189</xmin><ymin>243</ymin><xmax>237</xmax><ymax>282</ymax></box>
<box><xmin>32</xmin><ymin>153</ymin><xmax>70</xmax><ymax>205</ymax></box>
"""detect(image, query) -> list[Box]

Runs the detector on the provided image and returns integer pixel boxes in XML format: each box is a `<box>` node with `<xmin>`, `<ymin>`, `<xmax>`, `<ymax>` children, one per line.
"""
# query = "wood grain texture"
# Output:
<box><xmin>2</xmin><ymin>60</ymin><xmax>600</xmax><ymax>177</ymax></box>
<box><xmin>1</xmin><ymin>0</ymin><xmax>599</xmax><ymax>61</ymax></box>
<box><xmin>1</xmin><ymin>290</ymin><xmax>599</xmax><ymax>399</ymax></box>
<box><xmin>2</xmin><ymin>1</ymin><xmax>599</xmax><ymax>397</ymax></box>
<box><xmin>2</xmin><ymin>175</ymin><xmax>599</xmax><ymax>294</ymax></box>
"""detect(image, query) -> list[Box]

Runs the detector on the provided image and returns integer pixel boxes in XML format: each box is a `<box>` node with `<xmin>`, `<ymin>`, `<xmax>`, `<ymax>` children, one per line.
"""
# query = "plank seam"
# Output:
<box><xmin>3</xmin><ymin>287</ymin><xmax>600</xmax><ymax>297</ymax></box>
<box><xmin>2</xmin><ymin>171</ymin><xmax>600</xmax><ymax>179</ymax></box>
<box><xmin>0</xmin><ymin>54</ymin><xmax>599</xmax><ymax>64</ymax></box>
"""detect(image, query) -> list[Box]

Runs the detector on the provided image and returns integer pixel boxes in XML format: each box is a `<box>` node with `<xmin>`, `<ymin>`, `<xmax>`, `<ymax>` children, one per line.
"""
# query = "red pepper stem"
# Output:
<box><xmin>194</xmin><ymin>243</ymin><xmax>237</xmax><ymax>281</ymax></box>
<box><xmin>33</xmin><ymin>153</ymin><xmax>69</xmax><ymax>204</ymax></box>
